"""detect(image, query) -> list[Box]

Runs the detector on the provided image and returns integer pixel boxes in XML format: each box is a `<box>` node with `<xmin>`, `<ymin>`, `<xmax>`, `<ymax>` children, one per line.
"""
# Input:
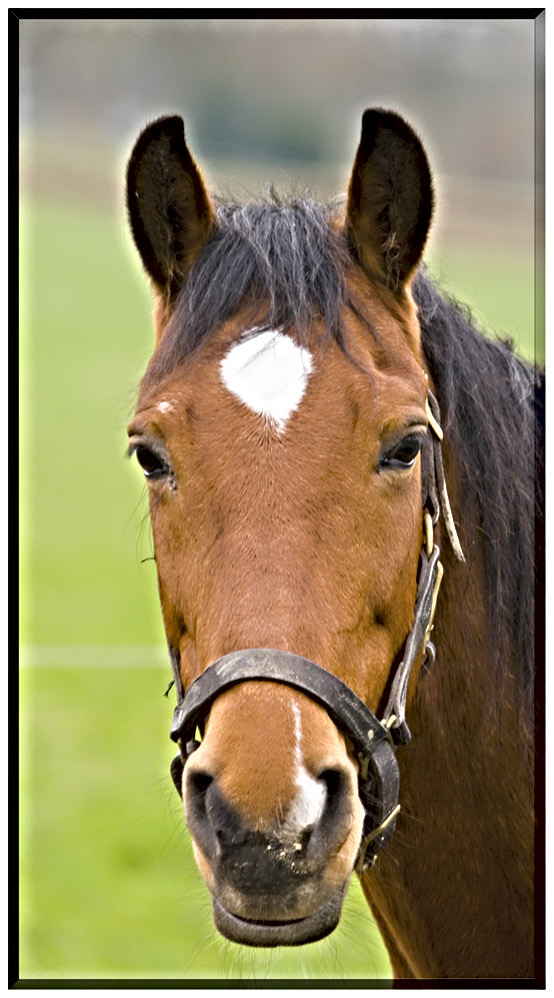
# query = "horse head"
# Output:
<box><xmin>126</xmin><ymin>110</ymin><xmax>440</xmax><ymax>946</ymax></box>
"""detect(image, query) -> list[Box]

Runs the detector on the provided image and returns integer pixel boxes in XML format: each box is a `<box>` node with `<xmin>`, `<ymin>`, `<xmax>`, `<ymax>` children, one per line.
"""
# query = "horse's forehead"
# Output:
<box><xmin>143</xmin><ymin>309</ymin><xmax>425</xmax><ymax>433</ymax></box>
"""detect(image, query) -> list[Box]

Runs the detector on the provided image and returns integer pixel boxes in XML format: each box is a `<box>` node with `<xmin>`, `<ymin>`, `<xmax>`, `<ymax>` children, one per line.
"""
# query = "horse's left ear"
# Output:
<box><xmin>126</xmin><ymin>115</ymin><xmax>214</xmax><ymax>299</ymax></box>
<box><xmin>346</xmin><ymin>109</ymin><xmax>433</xmax><ymax>293</ymax></box>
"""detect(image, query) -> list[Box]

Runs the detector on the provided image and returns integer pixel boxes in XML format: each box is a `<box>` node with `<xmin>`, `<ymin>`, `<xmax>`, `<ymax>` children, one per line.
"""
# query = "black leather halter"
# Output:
<box><xmin>167</xmin><ymin>393</ymin><xmax>463</xmax><ymax>872</ymax></box>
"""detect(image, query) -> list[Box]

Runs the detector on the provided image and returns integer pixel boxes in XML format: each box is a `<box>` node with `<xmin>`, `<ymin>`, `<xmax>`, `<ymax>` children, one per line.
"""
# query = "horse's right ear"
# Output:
<box><xmin>126</xmin><ymin>116</ymin><xmax>214</xmax><ymax>298</ymax></box>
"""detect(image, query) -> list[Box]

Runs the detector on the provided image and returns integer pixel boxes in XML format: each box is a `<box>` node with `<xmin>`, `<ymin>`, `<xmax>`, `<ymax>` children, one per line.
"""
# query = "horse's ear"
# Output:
<box><xmin>346</xmin><ymin>109</ymin><xmax>433</xmax><ymax>293</ymax></box>
<box><xmin>126</xmin><ymin>116</ymin><xmax>214</xmax><ymax>298</ymax></box>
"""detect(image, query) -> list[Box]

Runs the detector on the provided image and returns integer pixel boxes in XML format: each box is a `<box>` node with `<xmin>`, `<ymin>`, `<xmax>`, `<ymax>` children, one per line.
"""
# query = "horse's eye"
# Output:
<box><xmin>135</xmin><ymin>445</ymin><xmax>168</xmax><ymax>479</ymax></box>
<box><xmin>380</xmin><ymin>434</ymin><xmax>422</xmax><ymax>470</ymax></box>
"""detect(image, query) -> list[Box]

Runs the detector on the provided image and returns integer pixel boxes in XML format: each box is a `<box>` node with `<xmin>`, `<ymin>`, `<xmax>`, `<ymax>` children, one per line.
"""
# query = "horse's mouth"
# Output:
<box><xmin>211</xmin><ymin>884</ymin><xmax>347</xmax><ymax>947</ymax></box>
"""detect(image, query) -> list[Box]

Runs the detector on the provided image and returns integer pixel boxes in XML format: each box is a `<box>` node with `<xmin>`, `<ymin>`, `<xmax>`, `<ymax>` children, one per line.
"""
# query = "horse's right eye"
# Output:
<box><xmin>378</xmin><ymin>432</ymin><xmax>424</xmax><ymax>472</ymax></box>
<box><xmin>135</xmin><ymin>445</ymin><xmax>167</xmax><ymax>479</ymax></box>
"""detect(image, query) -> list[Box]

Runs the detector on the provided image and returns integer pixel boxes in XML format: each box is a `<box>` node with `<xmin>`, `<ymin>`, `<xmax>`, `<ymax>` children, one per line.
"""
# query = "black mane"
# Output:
<box><xmin>144</xmin><ymin>193</ymin><xmax>542</xmax><ymax>727</ymax></box>
<box><xmin>413</xmin><ymin>272</ymin><xmax>542</xmax><ymax>732</ymax></box>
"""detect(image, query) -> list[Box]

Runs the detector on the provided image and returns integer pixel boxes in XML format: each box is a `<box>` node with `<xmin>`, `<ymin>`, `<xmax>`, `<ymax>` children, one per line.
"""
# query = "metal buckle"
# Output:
<box><xmin>356</xmin><ymin>803</ymin><xmax>402</xmax><ymax>873</ymax></box>
<box><xmin>381</xmin><ymin>712</ymin><xmax>398</xmax><ymax>747</ymax></box>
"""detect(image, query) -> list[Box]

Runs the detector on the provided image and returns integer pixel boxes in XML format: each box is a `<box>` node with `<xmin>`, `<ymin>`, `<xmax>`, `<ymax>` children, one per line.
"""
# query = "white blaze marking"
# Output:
<box><xmin>220</xmin><ymin>329</ymin><xmax>314</xmax><ymax>431</ymax></box>
<box><xmin>157</xmin><ymin>400</ymin><xmax>177</xmax><ymax>414</ymax></box>
<box><xmin>284</xmin><ymin>703</ymin><xmax>326</xmax><ymax>834</ymax></box>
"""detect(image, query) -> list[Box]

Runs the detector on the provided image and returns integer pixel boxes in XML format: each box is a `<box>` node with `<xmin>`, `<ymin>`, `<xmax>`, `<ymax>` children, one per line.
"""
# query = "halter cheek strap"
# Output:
<box><xmin>380</xmin><ymin>392</ymin><xmax>463</xmax><ymax>745</ymax></box>
<box><xmin>381</xmin><ymin>543</ymin><xmax>442</xmax><ymax>745</ymax></box>
<box><xmin>167</xmin><ymin>392</ymin><xmax>463</xmax><ymax>872</ymax></box>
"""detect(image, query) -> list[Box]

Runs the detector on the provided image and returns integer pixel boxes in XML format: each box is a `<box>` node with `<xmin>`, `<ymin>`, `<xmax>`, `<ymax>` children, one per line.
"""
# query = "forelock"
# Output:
<box><xmin>145</xmin><ymin>192</ymin><xmax>350</xmax><ymax>381</ymax></box>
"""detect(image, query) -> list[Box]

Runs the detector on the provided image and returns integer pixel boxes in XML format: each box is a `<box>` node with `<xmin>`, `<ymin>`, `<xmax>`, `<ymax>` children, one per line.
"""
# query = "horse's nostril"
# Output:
<box><xmin>186</xmin><ymin>770</ymin><xmax>213</xmax><ymax>824</ymax></box>
<box><xmin>189</xmin><ymin>770</ymin><xmax>213</xmax><ymax>796</ymax></box>
<box><xmin>185</xmin><ymin>769</ymin><xmax>223</xmax><ymax>863</ymax></box>
<box><xmin>318</xmin><ymin>767</ymin><xmax>349</xmax><ymax>821</ymax></box>
<box><xmin>298</xmin><ymin>824</ymin><xmax>313</xmax><ymax>849</ymax></box>
<box><xmin>319</xmin><ymin>768</ymin><xmax>345</xmax><ymax>797</ymax></box>
<box><xmin>303</xmin><ymin>767</ymin><xmax>351</xmax><ymax>850</ymax></box>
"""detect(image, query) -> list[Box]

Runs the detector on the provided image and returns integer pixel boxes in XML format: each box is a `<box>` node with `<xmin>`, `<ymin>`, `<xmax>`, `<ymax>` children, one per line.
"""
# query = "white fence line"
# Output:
<box><xmin>19</xmin><ymin>645</ymin><xmax>170</xmax><ymax>668</ymax></box>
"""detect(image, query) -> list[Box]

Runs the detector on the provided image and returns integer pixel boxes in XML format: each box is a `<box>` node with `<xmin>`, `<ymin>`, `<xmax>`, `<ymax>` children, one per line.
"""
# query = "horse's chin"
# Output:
<box><xmin>211</xmin><ymin>883</ymin><xmax>348</xmax><ymax>947</ymax></box>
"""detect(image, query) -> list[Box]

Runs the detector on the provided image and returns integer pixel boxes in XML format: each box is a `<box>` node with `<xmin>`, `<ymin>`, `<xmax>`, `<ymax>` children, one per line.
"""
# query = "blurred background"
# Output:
<box><xmin>19</xmin><ymin>15</ymin><xmax>542</xmax><ymax>983</ymax></box>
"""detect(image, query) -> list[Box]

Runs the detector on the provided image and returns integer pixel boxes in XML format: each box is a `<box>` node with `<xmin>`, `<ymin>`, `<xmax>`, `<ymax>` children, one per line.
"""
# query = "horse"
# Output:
<box><xmin>125</xmin><ymin>109</ymin><xmax>542</xmax><ymax>980</ymax></box>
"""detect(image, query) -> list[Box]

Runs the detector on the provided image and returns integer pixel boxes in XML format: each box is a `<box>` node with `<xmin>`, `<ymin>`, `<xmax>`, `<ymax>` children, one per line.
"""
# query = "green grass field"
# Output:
<box><xmin>19</xmin><ymin>193</ymin><xmax>538</xmax><ymax>981</ymax></box>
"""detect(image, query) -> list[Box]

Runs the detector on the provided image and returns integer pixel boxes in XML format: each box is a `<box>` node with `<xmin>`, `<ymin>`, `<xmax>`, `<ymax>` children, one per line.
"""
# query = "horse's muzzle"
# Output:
<box><xmin>211</xmin><ymin>883</ymin><xmax>348</xmax><ymax>947</ymax></box>
<box><xmin>185</xmin><ymin>751</ymin><xmax>357</xmax><ymax>943</ymax></box>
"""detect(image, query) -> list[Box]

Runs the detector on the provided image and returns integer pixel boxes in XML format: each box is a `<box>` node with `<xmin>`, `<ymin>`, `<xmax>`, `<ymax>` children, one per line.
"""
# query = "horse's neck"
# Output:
<box><xmin>362</xmin><ymin>544</ymin><xmax>535</xmax><ymax>980</ymax></box>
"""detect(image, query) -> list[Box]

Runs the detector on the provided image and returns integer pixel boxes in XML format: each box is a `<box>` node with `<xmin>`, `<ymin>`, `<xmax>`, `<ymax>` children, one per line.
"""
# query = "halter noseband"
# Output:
<box><xmin>167</xmin><ymin>393</ymin><xmax>463</xmax><ymax>872</ymax></box>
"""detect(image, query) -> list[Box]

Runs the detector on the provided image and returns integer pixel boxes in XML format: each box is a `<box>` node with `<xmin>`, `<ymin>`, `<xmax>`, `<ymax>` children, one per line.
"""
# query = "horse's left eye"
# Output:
<box><xmin>135</xmin><ymin>445</ymin><xmax>168</xmax><ymax>479</ymax></box>
<box><xmin>380</xmin><ymin>434</ymin><xmax>422</xmax><ymax>470</ymax></box>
